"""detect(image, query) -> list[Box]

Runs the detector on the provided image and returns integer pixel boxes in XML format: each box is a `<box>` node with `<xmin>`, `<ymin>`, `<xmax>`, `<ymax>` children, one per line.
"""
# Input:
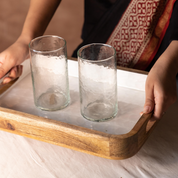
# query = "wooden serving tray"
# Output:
<box><xmin>0</xmin><ymin>59</ymin><xmax>159</xmax><ymax>160</ymax></box>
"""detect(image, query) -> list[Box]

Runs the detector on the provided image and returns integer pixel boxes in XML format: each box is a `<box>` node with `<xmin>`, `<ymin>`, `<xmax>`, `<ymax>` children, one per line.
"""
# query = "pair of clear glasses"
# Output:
<box><xmin>29</xmin><ymin>35</ymin><xmax>118</xmax><ymax>122</ymax></box>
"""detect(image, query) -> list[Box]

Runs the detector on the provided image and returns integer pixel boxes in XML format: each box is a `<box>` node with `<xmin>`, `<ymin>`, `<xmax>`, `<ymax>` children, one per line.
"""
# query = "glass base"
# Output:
<box><xmin>36</xmin><ymin>91</ymin><xmax>69</xmax><ymax>111</ymax></box>
<box><xmin>82</xmin><ymin>102</ymin><xmax>118</xmax><ymax>122</ymax></box>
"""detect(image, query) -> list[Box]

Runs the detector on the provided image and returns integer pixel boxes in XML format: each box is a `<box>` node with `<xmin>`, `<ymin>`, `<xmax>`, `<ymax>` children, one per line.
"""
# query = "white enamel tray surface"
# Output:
<box><xmin>0</xmin><ymin>59</ymin><xmax>147</xmax><ymax>135</ymax></box>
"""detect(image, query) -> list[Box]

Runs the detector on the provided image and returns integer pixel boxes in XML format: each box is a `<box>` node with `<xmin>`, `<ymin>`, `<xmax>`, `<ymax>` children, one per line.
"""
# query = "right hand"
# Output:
<box><xmin>0</xmin><ymin>39</ymin><xmax>29</xmax><ymax>83</ymax></box>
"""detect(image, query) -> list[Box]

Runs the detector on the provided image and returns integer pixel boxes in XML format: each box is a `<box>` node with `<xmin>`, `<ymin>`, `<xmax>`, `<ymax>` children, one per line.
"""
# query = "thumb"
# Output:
<box><xmin>0</xmin><ymin>53</ymin><xmax>16</xmax><ymax>79</ymax></box>
<box><xmin>0</xmin><ymin>55</ymin><xmax>10</xmax><ymax>79</ymax></box>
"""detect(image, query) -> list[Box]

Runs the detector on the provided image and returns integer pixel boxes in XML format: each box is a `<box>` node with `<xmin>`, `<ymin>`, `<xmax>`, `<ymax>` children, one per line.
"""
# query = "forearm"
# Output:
<box><xmin>17</xmin><ymin>0</ymin><xmax>61</xmax><ymax>44</ymax></box>
<box><xmin>153</xmin><ymin>40</ymin><xmax>178</xmax><ymax>77</ymax></box>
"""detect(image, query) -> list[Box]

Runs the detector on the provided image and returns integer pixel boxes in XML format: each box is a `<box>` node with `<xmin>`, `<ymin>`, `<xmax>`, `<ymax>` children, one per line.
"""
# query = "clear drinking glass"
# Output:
<box><xmin>29</xmin><ymin>35</ymin><xmax>70</xmax><ymax>111</ymax></box>
<box><xmin>78</xmin><ymin>43</ymin><xmax>118</xmax><ymax>122</ymax></box>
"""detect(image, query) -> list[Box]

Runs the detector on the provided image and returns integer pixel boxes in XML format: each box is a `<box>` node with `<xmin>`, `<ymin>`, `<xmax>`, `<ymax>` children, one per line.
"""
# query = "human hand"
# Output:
<box><xmin>0</xmin><ymin>39</ymin><xmax>29</xmax><ymax>84</ymax></box>
<box><xmin>1</xmin><ymin>65</ymin><xmax>23</xmax><ymax>84</ymax></box>
<box><xmin>143</xmin><ymin>62</ymin><xmax>177</xmax><ymax>120</ymax></box>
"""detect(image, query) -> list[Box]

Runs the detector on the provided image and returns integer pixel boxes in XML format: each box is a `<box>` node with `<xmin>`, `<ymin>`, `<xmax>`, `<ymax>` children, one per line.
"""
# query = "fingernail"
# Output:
<box><xmin>2</xmin><ymin>78</ymin><xmax>11</xmax><ymax>84</ymax></box>
<box><xmin>143</xmin><ymin>106</ymin><xmax>152</xmax><ymax>113</ymax></box>
<box><xmin>140</xmin><ymin>111</ymin><xmax>143</xmax><ymax>116</ymax></box>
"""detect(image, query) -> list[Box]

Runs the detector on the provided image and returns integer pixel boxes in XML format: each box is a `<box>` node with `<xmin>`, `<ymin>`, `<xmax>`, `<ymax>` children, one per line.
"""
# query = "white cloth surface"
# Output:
<box><xmin>0</xmin><ymin>60</ymin><xmax>178</xmax><ymax>178</ymax></box>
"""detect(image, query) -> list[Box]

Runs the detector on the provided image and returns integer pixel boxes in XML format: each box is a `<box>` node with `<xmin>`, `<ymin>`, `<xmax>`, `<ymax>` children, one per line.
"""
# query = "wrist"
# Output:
<box><xmin>16</xmin><ymin>34</ymin><xmax>33</xmax><ymax>46</ymax></box>
<box><xmin>154</xmin><ymin>40</ymin><xmax>178</xmax><ymax>78</ymax></box>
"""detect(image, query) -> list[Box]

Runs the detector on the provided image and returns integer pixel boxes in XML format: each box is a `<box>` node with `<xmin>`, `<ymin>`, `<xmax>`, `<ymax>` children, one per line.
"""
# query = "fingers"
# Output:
<box><xmin>143</xmin><ymin>83</ymin><xmax>177</xmax><ymax>120</ymax></box>
<box><xmin>143</xmin><ymin>98</ymin><xmax>154</xmax><ymax>114</ymax></box>
<box><xmin>0</xmin><ymin>40</ymin><xmax>29</xmax><ymax>80</ymax></box>
<box><xmin>153</xmin><ymin>94</ymin><xmax>166</xmax><ymax>120</ymax></box>
<box><xmin>143</xmin><ymin>84</ymin><xmax>155</xmax><ymax>114</ymax></box>
<box><xmin>0</xmin><ymin>54</ymin><xmax>16</xmax><ymax>79</ymax></box>
<box><xmin>143</xmin><ymin>85</ymin><xmax>167</xmax><ymax>120</ymax></box>
<box><xmin>2</xmin><ymin>65</ymin><xmax>23</xmax><ymax>84</ymax></box>
<box><xmin>143</xmin><ymin>79</ymin><xmax>166</xmax><ymax>120</ymax></box>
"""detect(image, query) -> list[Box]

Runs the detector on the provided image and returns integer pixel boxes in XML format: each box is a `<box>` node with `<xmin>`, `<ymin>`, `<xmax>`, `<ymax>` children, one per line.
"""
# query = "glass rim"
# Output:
<box><xmin>77</xmin><ymin>43</ymin><xmax>116</xmax><ymax>62</ymax></box>
<box><xmin>29</xmin><ymin>35</ymin><xmax>66</xmax><ymax>53</ymax></box>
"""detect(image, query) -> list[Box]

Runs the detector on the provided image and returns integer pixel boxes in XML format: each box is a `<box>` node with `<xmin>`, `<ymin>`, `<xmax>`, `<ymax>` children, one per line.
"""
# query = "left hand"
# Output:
<box><xmin>143</xmin><ymin>63</ymin><xmax>177</xmax><ymax>119</ymax></box>
<box><xmin>143</xmin><ymin>41</ymin><xmax>178</xmax><ymax>119</ymax></box>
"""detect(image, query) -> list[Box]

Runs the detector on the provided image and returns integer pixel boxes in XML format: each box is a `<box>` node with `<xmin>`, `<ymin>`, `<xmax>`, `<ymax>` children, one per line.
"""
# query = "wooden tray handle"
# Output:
<box><xmin>127</xmin><ymin>112</ymin><xmax>160</xmax><ymax>155</ymax></box>
<box><xmin>146</xmin><ymin>118</ymin><xmax>158</xmax><ymax>133</ymax></box>
<box><xmin>108</xmin><ymin>113</ymin><xmax>161</xmax><ymax>160</ymax></box>
<box><xmin>131</xmin><ymin>112</ymin><xmax>159</xmax><ymax>136</ymax></box>
<box><xmin>0</xmin><ymin>78</ymin><xmax>19</xmax><ymax>95</ymax></box>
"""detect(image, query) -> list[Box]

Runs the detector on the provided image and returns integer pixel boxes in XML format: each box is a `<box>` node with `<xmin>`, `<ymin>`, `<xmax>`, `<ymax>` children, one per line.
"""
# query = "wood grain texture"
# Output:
<box><xmin>0</xmin><ymin>106</ymin><xmax>159</xmax><ymax>160</ymax></box>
